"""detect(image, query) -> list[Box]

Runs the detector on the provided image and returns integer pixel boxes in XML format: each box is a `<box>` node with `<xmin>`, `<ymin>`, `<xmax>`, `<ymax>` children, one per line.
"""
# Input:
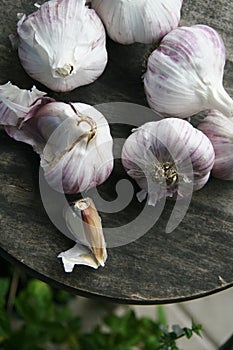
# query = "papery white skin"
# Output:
<box><xmin>58</xmin><ymin>244</ymin><xmax>100</xmax><ymax>272</ymax></box>
<box><xmin>144</xmin><ymin>25</ymin><xmax>233</xmax><ymax>118</ymax></box>
<box><xmin>17</xmin><ymin>0</ymin><xmax>107</xmax><ymax>92</ymax></box>
<box><xmin>0</xmin><ymin>82</ymin><xmax>113</xmax><ymax>194</ymax></box>
<box><xmin>198</xmin><ymin>109</ymin><xmax>233</xmax><ymax>180</ymax></box>
<box><xmin>122</xmin><ymin>118</ymin><xmax>215</xmax><ymax>206</ymax></box>
<box><xmin>0</xmin><ymin>81</ymin><xmax>46</xmax><ymax>126</ymax></box>
<box><xmin>91</xmin><ymin>0</ymin><xmax>183</xmax><ymax>45</ymax></box>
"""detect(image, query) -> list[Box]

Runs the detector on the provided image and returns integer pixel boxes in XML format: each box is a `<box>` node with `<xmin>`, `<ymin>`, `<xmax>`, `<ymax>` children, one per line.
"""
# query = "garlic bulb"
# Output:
<box><xmin>198</xmin><ymin>109</ymin><xmax>233</xmax><ymax>180</ymax></box>
<box><xmin>144</xmin><ymin>25</ymin><xmax>233</xmax><ymax>118</ymax></box>
<box><xmin>59</xmin><ymin>197</ymin><xmax>107</xmax><ymax>272</ymax></box>
<box><xmin>91</xmin><ymin>0</ymin><xmax>183</xmax><ymax>45</ymax></box>
<box><xmin>16</xmin><ymin>0</ymin><xmax>107</xmax><ymax>92</ymax></box>
<box><xmin>0</xmin><ymin>82</ymin><xmax>113</xmax><ymax>194</ymax></box>
<box><xmin>122</xmin><ymin>118</ymin><xmax>215</xmax><ymax>206</ymax></box>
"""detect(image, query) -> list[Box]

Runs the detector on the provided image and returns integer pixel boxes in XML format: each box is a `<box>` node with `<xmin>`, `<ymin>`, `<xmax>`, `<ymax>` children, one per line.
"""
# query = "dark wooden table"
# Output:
<box><xmin>0</xmin><ymin>0</ymin><xmax>233</xmax><ymax>304</ymax></box>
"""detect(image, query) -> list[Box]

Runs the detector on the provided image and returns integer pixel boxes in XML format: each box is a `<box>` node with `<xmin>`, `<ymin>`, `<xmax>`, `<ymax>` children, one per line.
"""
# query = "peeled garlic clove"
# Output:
<box><xmin>122</xmin><ymin>118</ymin><xmax>215</xmax><ymax>206</ymax></box>
<box><xmin>0</xmin><ymin>83</ymin><xmax>113</xmax><ymax>194</ymax></box>
<box><xmin>198</xmin><ymin>109</ymin><xmax>233</xmax><ymax>180</ymax></box>
<box><xmin>65</xmin><ymin>197</ymin><xmax>107</xmax><ymax>267</ymax></box>
<box><xmin>91</xmin><ymin>0</ymin><xmax>183</xmax><ymax>45</ymax></box>
<box><xmin>17</xmin><ymin>0</ymin><xmax>107</xmax><ymax>92</ymax></box>
<box><xmin>59</xmin><ymin>197</ymin><xmax>107</xmax><ymax>272</ymax></box>
<box><xmin>144</xmin><ymin>25</ymin><xmax>233</xmax><ymax>118</ymax></box>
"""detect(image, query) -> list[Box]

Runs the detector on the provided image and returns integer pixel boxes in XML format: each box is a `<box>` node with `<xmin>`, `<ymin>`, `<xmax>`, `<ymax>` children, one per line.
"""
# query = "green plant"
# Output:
<box><xmin>0</xmin><ymin>271</ymin><xmax>202</xmax><ymax>350</ymax></box>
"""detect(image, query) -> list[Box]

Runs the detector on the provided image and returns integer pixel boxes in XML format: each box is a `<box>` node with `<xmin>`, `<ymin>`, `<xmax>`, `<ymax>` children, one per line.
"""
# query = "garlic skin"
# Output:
<box><xmin>17</xmin><ymin>0</ymin><xmax>107</xmax><ymax>92</ymax></box>
<box><xmin>198</xmin><ymin>109</ymin><xmax>233</xmax><ymax>180</ymax></box>
<box><xmin>0</xmin><ymin>82</ymin><xmax>113</xmax><ymax>194</ymax></box>
<box><xmin>0</xmin><ymin>81</ymin><xmax>46</xmax><ymax>126</ymax></box>
<box><xmin>122</xmin><ymin>118</ymin><xmax>215</xmax><ymax>206</ymax></box>
<box><xmin>144</xmin><ymin>25</ymin><xmax>233</xmax><ymax>118</ymax></box>
<box><xmin>91</xmin><ymin>0</ymin><xmax>183</xmax><ymax>45</ymax></box>
<box><xmin>59</xmin><ymin>197</ymin><xmax>107</xmax><ymax>272</ymax></box>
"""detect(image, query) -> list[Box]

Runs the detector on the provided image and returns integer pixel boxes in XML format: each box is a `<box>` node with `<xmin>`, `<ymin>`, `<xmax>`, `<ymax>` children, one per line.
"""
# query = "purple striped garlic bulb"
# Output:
<box><xmin>16</xmin><ymin>0</ymin><xmax>107</xmax><ymax>92</ymax></box>
<box><xmin>198</xmin><ymin>109</ymin><xmax>233</xmax><ymax>180</ymax></box>
<box><xmin>144</xmin><ymin>25</ymin><xmax>233</xmax><ymax>119</ymax></box>
<box><xmin>0</xmin><ymin>82</ymin><xmax>113</xmax><ymax>194</ymax></box>
<box><xmin>122</xmin><ymin>118</ymin><xmax>215</xmax><ymax>206</ymax></box>
<box><xmin>91</xmin><ymin>0</ymin><xmax>183</xmax><ymax>45</ymax></box>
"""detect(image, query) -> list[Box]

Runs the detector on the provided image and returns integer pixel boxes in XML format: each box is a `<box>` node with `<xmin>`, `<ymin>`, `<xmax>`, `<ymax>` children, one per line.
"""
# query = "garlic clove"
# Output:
<box><xmin>63</xmin><ymin>197</ymin><xmax>107</xmax><ymax>269</ymax></box>
<box><xmin>198</xmin><ymin>109</ymin><xmax>233</xmax><ymax>180</ymax></box>
<box><xmin>144</xmin><ymin>25</ymin><xmax>233</xmax><ymax>118</ymax></box>
<box><xmin>74</xmin><ymin>197</ymin><xmax>107</xmax><ymax>267</ymax></box>
<box><xmin>91</xmin><ymin>0</ymin><xmax>183</xmax><ymax>45</ymax></box>
<box><xmin>122</xmin><ymin>118</ymin><xmax>215</xmax><ymax>206</ymax></box>
<box><xmin>17</xmin><ymin>0</ymin><xmax>107</xmax><ymax>92</ymax></box>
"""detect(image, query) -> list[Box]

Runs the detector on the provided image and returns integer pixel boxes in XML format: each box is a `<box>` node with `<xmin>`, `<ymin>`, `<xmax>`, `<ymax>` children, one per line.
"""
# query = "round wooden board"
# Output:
<box><xmin>0</xmin><ymin>0</ymin><xmax>233</xmax><ymax>304</ymax></box>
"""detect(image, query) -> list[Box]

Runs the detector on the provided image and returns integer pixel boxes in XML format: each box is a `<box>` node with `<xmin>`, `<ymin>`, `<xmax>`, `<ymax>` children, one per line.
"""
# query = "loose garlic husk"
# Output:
<box><xmin>198</xmin><ymin>109</ymin><xmax>233</xmax><ymax>180</ymax></box>
<box><xmin>122</xmin><ymin>118</ymin><xmax>215</xmax><ymax>206</ymax></box>
<box><xmin>58</xmin><ymin>197</ymin><xmax>107</xmax><ymax>272</ymax></box>
<box><xmin>0</xmin><ymin>82</ymin><xmax>113</xmax><ymax>194</ymax></box>
<box><xmin>16</xmin><ymin>0</ymin><xmax>107</xmax><ymax>92</ymax></box>
<box><xmin>91</xmin><ymin>0</ymin><xmax>183</xmax><ymax>45</ymax></box>
<box><xmin>144</xmin><ymin>25</ymin><xmax>233</xmax><ymax>118</ymax></box>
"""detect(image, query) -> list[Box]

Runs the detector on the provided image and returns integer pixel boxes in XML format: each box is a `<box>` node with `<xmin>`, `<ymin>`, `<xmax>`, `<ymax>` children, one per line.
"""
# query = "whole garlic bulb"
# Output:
<box><xmin>17</xmin><ymin>0</ymin><xmax>107</xmax><ymax>92</ymax></box>
<box><xmin>122</xmin><ymin>118</ymin><xmax>215</xmax><ymax>206</ymax></box>
<box><xmin>0</xmin><ymin>82</ymin><xmax>113</xmax><ymax>194</ymax></box>
<box><xmin>144</xmin><ymin>25</ymin><xmax>233</xmax><ymax>118</ymax></box>
<box><xmin>91</xmin><ymin>0</ymin><xmax>183</xmax><ymax>45</ymax></box>
<box><xmin>198</xmin><ymin>109</ymin><xmax>233</xmax><ymax>180</ymax></box>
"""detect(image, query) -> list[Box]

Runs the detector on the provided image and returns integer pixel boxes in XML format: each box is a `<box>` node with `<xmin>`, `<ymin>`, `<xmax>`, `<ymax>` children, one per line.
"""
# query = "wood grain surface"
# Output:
<box><xmin>0</xmin><ymin>0</ymin><xmax>233</xmax><ymax>304</ymax></box>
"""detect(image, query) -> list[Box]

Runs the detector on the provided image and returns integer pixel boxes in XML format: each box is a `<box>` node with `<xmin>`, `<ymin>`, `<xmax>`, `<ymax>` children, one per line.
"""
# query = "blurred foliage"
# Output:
<box><xmin>0</xmin><ymin>259</ymin><xmax>202</xmax><ymax>350</ymax></box>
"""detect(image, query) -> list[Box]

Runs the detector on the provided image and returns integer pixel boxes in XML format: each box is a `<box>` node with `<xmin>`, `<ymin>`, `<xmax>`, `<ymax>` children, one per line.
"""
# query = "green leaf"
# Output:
<box><xmin>183</xmin><ymin>327</ymin><xmax>193</xmax><ymax>339</ymax></box>
<box><xmin>15</xmin><ymin>279</ymin><xmax>53</xmax><ymax>323</ymax></box>
<box><xmin>0</xmin><ymin>308</ymin><xmax>11</xmax><ymax>342</ymax></box>
<box><xmin>0</xmin><ymin>278</ymin><xmax>10</xmax><ymax>298</ymax></box>
<box><xmin>191</xmin><ymin>320</ymin><xmax>202</xmax><ymax>336</ymax></box>
<box><xmin>156</xmin><ymin>306</ymin><xmax>167</xmax><ymax>326</ymax></box>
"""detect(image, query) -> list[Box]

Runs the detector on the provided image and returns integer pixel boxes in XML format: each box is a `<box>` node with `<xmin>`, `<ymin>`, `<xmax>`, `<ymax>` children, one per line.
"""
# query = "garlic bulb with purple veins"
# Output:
<box><xmin>0</xmin><ymin>82</ymin><xmax>113</xmax><ymax>194</ymax></box>
<box><xmin>91</xmin><ymin>0</ymin><xmax>183</xmax><ymax>45</ymax></box>
<box><xmin>144</xmin><ymin>25</ymin><xmax>233</xmax><ymax>118</ymax></box>
<box><xmin>16</xmin><ymin>0</ymin><xmax>107</xmax><ymax>92</ymax></box>
<box><xmin>122</xmin><ymin>118</ymin><xmax>215</xmax><ymax>206</ymax></box>
<box><xmin>198</xmin><ymin>109</ymin><xmax>233</xmax><ymax>180</ymax></box>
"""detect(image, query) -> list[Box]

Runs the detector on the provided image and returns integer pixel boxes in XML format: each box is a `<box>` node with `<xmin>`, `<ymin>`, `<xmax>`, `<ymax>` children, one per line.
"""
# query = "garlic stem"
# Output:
<box><xmin>210</xmin><ymin>85</ymin><xmax>233</xmax><ymax>118</ymax></box>
<box><xmin>77</xmin><ymin>116</ymin><xmax>97</xmax><ymax>143</ymax></box>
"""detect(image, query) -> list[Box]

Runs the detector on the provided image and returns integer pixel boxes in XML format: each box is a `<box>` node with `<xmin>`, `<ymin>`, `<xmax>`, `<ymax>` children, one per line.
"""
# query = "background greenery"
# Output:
<box><xmin>0</xmin><ymin>257</ymin><xmax>202</xmax><ymax>350</ymax></box>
